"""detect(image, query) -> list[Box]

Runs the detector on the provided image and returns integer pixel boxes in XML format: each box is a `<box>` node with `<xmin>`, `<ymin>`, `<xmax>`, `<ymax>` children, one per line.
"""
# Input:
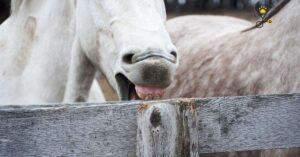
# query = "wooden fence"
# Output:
<box><xmin>0</xmin><ymin>93</ymin><xmax>300</xmax><ymax>156</ymax></box>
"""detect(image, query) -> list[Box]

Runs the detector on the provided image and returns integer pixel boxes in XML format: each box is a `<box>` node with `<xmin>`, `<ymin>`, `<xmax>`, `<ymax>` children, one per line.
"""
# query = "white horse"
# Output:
<box><xmin>0</xmin><ymin>0</ymin><xmax>178</xmax><ymax>104</ymax></box>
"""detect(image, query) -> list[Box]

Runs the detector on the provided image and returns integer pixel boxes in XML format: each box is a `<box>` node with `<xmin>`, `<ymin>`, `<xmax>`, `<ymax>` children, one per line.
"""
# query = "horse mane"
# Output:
<box><xmin>11</xmin><ymin>0</ymin><xmax>23</xmax><ymax>14</ymax></box>
<box><xmin>242</xmin><ymin>0</ymin><xmax>291</xmax><ymax>32</ymax></box>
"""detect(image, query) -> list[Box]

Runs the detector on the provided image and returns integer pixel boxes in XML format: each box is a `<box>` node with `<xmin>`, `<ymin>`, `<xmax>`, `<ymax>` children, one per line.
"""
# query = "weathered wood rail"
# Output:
<box><xmin>0</xmin><ymin>93</ymin><xmax>300</xmax><ymax>156</ymax></box>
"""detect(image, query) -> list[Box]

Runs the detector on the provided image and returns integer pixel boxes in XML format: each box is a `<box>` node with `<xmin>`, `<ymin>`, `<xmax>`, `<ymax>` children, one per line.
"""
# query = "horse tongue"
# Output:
<box><xmin>135</xmin><ymin>85</ymin><xmax>166</xmax><ymax>100</ymax></box>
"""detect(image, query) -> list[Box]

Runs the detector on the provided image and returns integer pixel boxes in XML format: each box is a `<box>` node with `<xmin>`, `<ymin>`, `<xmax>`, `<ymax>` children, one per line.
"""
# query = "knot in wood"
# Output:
<box><xmin>150</xmin><ymin>108</ymin><xmax>161</xmax><ymax>127</ymax></box>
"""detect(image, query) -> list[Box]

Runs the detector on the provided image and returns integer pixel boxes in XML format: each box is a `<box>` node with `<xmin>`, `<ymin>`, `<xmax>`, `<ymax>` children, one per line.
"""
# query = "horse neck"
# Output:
<box><xmin>10</xmin><ymin>0</ymin><xmax>75</xmax><ymax>20</ymax></box>
<box><xmin>8</xmin><ymin>0</ymin><xmax>76</xmax><ymax>49</ymax></box>
<box><xmin>236</xmin><ymin>0</ymin><xmax>300</xmax><ymax>76</ymax></box>
<box><xmin>243</xmin><ymin>0</ymin><xmax>300</xmax><ymax>60</ymax></box>
<box><xmin>264</xmin><ymin>0</ymin><xmax>300</xmax><ymax>37</ymax></box>
<box><xmin>4</xmin><ymin>0</ymin><xmax>76</xmax><ymax>76</ymax></box>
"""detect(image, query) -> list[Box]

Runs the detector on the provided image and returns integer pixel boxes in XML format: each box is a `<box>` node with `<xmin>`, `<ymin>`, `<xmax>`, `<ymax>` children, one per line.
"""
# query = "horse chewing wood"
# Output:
<box><xmin>164</xmin><ymin>0</ymin><xmax>299</xmax><ymax>156</ymax></box>
<box><xmin>0</xmin><ymin>0</ymin><xmax>178</xmax><ymax>104</ymax></box>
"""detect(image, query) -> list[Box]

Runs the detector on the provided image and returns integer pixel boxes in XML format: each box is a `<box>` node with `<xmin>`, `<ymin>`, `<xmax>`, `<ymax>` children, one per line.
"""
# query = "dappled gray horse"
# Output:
<box><xmin>165</xmin><ymin>0</ymin><xmax>299</xmax><ymax>156</ymax></box>
<box><xmin>0</xmin><ymin>0</ymin><xmax>178</xmax><ymax>104</ymax></box>
<box><xmin>165</xmin><ymin>0</ymin><xmax>299</xmax><ymax>98</ymax></box>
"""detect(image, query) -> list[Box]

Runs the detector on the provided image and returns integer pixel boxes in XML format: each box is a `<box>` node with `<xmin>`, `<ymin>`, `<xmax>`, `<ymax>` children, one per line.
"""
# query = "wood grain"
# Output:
<box><xmin>0</xmin><ymin>93</ymin><xmax>299</xmax><ymax>156</ymax></box>
<box><xmin>137</xmin><ymin>103</ymin><xmax>199</xmax><ymax>157</ymax></box>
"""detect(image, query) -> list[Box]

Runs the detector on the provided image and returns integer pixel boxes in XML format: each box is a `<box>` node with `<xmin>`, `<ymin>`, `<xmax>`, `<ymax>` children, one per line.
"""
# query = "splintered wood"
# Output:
<box><xmin>137</xmin><ymin>102</ymin><xmax>151</xmax><ymax>113</ymax></box>
<box><xmin>176</xmin><ymin>98</ymin><xmax>197</xmax><ymax>114</ymax></box>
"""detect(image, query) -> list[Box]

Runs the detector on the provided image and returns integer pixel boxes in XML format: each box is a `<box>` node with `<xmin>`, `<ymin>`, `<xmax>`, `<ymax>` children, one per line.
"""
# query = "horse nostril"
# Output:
<box><xmin>170</xmin><ymin>51</ymin><xmax>177</xmax><ymax>59</ymax></box>
<box><xmin>122</xmin><ymin>53</ymin><xmax>134</xmax><ymax>64</ymax></box>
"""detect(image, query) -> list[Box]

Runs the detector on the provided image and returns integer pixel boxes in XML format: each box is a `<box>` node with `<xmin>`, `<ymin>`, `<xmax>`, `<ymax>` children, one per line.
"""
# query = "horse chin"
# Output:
<box><xmin>115</xmin><ymin>73</ymin><xmax>166</xmax><ymax>101</ymax></box>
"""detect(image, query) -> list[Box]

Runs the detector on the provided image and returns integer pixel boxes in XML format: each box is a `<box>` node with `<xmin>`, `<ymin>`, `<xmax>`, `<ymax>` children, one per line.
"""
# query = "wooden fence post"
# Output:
<box><xmin>137</xmin><ymin>101</ymin><xmax>199</xmax><ymax>157</ymax></box>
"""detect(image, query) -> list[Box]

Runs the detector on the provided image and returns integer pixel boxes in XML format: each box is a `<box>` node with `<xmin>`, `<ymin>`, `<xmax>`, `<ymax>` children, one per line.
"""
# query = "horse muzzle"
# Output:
<box><xmin>115</xmin><ymin>53</ymin><xmax>177</xmax><ymax>101</ymax></box>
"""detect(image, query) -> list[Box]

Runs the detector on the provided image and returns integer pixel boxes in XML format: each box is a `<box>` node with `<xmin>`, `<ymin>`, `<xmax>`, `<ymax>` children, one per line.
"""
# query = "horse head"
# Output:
<box><xmin>75</xmin><ymin>0</ymin><xmax>178</xmax><ymax>101</ymax></box>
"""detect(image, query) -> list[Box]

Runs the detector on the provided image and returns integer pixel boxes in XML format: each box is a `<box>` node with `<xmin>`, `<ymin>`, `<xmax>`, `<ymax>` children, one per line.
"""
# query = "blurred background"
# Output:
<box><xmin>165</xmin><ymin>0</ymin><xmax>279</xmax><ymax>21</ymax></box>
<box><xmin>0</xmin><ymin>0</ymin><xmax>279</xmax><ymax>24</ymax></box>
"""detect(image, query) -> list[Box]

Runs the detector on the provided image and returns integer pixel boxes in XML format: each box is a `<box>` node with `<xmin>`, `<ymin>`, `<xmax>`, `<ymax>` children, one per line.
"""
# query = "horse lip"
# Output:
<box><xmin>132</xmin><ymin>53</ymin><xmax>176</xmax><ymax>64</ymax></box>
<box><xmin>119</xmin><ymin>58</ymin><xmax>175</xmax><ymax>89</ymax></box>
<box><xmin>115</xmin><ymin>73</ymin><xmax>167</xmax><ymax>101</ymax></box>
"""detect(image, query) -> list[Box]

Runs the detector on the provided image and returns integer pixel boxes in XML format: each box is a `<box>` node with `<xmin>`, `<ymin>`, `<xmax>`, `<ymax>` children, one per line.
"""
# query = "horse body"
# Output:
<box><xmin>0</xmin><ymin>0</ymin><xmax>177</xmax><ymax>104</ymax></box>
<box><xmin>164</xmin><ymin>0</ymin><xmax>300</xmax><ymax>99</ymax></box>
<box><xmin>164</xmin><ymin>1</ymin><xmax>299</xmax><ymax>155</ymax></box>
